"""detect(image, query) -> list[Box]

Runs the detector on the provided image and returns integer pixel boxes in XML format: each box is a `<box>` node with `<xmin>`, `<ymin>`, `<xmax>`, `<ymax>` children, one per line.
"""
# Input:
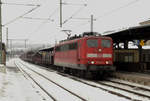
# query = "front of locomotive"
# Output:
<box><xmin>81</xmin><ymin>36</ymin><xmax>115</xmax><ymax>72</ymax></box>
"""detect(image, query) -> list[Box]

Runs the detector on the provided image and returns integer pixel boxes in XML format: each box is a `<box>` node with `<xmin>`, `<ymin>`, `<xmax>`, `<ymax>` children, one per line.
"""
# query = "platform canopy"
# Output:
<box><xmin>39</xmin><ymin>47</ymin><xmax>54</xmax><ymax>52</ymax></box>
<box><xmin>105</xmin><ymin>25</ymin><xmax>150</xmax><ymax>43</ymax></box>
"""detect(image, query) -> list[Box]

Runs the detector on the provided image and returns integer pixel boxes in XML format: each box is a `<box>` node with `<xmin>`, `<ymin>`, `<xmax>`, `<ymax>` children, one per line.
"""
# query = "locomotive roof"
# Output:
<box><xmin>56</xmin><ymin>35</ymin><xmax>111</xmax><ymax>46</ymax></box>
<box><xmin>37</xmin><ymin>34</ymin><xmax>112</xmax><ymax>52</ymax></box>
<box><xmin>56</xmin><ymin>32</ymin><xmax>112</xmax><ymax>45</ymax></box>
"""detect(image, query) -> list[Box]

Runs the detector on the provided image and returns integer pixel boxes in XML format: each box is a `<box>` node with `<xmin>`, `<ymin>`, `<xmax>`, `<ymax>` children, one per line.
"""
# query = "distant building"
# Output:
<box><xmin>139</xmin><ymin>20</ymin><xmax>150</xmax><ymax>45</ymax></box>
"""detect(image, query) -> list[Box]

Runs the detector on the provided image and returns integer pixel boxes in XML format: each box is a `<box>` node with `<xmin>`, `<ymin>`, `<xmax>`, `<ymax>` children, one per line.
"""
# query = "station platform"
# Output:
<box><xmin>0</xmin><ymin>59</ymin><xmax>47</xmax><ymax>101</ymax></box>
<box><xmin>0</xmin><ymin>64</ymin><xmax>6</xmax><ymax>73</ymax></box>
<box><xmin>112</xmin><ymin>71</ymin><xmax>150</xmax><ymax>86</ymax></box>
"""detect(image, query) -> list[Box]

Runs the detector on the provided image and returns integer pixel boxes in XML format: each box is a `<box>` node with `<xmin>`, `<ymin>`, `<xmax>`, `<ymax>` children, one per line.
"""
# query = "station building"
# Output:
<box><xmin>139</xmin><ymin>19</ymin><xmax>150</xmax><ymax>45</ymax></box>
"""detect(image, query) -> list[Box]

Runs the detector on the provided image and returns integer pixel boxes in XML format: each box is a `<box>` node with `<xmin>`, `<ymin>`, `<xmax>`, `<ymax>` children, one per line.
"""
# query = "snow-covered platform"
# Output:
<box><xmin>0</xmin><ymin>64</ymin><xmax>6</xmax><ymax>73</ymax></box>
<box><xmin>112</xmin><ymin>71</ymin><xmax>150</xmax><ymax>86</ymax></box>
<box><xmin>0</xmin><ymin>59</ymin><xmax>48</xmax><ymax>101</ymax></box>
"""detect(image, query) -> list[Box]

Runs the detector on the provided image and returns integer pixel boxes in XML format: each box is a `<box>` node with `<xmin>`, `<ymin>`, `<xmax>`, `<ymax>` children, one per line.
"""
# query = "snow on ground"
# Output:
<box><xmin>17</xmin><ymin>58</ymin><xmax>130</xmax><ymax>101</ymax></box>
<box><xmin>2</xmin><ymin>58</ymin><xmax>149</xmax><ymax>101</ymax></box>
<box><xmin>0</xmin><ymin>59</ymin><xmax>51</xmax><ymax>101</ymax></box>
<box><xmin>16</xmin><ymin>61</ymin><xmax>83</xmax><ymax>101</ymax></box>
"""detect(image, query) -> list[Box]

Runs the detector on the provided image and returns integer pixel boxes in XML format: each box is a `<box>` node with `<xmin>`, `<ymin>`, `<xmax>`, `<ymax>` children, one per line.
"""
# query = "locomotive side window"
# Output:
<box><xmin>101</xmin><ymin>40</ymin><xmax>111</xmax><ymax>48</ymax></box>
<box><xmin>87</xmin><ymin>39</ymin><xmax>98</xmax><ymax>47</ymax></box>
<box><xmin>56</xmin><ymin>42</ymin><xmax>77</xmax><ymax>52</ymax></box>
<box><xmin>61</xmin><ymin>44</ymin><xmax>69</xmax><ymax>51</ymax></box>
<box><xmin>69</xmin><ymin>42</ymin><xmax>77</xmax><ymax>50</ymax></box>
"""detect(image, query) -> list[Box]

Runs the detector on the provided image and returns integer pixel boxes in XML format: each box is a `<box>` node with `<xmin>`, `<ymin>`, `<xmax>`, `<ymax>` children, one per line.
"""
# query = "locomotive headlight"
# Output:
<box><xmin>106</xmin><ymin>61</ymin><xmax>109</xmax><ymax>64</ymax></box>
<box><xmin>99</xmin><ymin>49</ymin><xmax>102</xmax><ymax>52</ymax></box>
<box><xmin>91</xmin><ymin>61</ymin><xmax>94</xmax><ymax>64</ymax></box>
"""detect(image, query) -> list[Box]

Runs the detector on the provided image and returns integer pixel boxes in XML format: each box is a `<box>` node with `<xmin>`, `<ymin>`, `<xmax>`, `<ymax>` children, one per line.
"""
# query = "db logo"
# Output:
<box><xmin>98</xmin><ymin>54</ymin><xmax>102</xmax><ymax>57</ymax></box>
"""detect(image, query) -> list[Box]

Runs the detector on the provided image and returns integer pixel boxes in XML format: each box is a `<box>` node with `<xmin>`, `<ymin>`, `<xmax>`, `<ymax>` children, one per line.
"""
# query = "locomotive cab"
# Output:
<box><xmin>78</xmin><ymin>36</ymin><xmax>115</xmax><ymax>72</ymax></box>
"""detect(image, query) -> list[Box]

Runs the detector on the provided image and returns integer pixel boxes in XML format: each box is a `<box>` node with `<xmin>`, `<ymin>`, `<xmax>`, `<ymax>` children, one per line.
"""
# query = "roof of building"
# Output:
<box><xmin>39</xmin><ymin>47</ymin><xmax>54</xmax><ymax>52</ymax></box>
<box><xmin>105</xmin><ymin>25</ymin><xmax>150</xmax><ymax>43</ymax></box>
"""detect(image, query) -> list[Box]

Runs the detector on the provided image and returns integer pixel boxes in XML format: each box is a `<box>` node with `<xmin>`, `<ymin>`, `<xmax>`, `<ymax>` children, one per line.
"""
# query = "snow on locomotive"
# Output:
<box><xmin>54</xmin><ymin>32</ymin><xmax>115</xmax><ymax>78</ymax></box>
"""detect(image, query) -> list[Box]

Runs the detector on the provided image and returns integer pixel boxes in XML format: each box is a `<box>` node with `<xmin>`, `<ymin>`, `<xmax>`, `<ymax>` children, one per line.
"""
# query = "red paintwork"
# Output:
<box><xmin>55</xmin><ymin>50</ymin><xmax>78</xmax><ymax>64</ymax></box>
<box><xmin>54</xmin><ymin>36</ymin><xmax>113</xmax><ymax>70</ymax></box>
<box><xmin>79</xmin><ymin>37</ymin><xmax>113</xmax><ymax>65</ymax></box>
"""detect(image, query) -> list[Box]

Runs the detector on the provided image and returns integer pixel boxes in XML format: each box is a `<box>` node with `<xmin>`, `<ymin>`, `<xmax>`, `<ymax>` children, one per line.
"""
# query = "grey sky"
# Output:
<box><xmin>2</xmin><ymin>0</ymin><xmax>150</xmax><ymax>45</ymax></box>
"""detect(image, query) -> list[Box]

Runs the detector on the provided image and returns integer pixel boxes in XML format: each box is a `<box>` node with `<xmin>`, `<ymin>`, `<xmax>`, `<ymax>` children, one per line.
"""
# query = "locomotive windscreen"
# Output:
<box><xmin>87</xmin><ymin>39</ymin><xmax>98</xmax><ymax>47</ymax></box>
<box><xmin>101</xmin><ymin>39</ymin><xmax>111</xmax><ymax>48</ymax></box>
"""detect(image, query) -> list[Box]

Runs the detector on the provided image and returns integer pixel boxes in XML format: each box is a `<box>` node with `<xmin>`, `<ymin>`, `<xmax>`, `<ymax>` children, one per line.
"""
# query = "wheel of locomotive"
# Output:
<box><xmin>79</xmin><ymin>70</ymin><xmax>86</xmax><ymax>78</ymax></box>
<box><xmin>70</xmin><ymin>69</ymin><xmax>75</xmax><ymax>76</ymax></box>
<box><xmin>84</xmin><ymin>71</ymin><xmax>93</xmax><ymax>79</ymax></box>
<box><xmin>76</xmin><ymin>70</ymin><xmax>85</xmax><ymax>78</ymax></box>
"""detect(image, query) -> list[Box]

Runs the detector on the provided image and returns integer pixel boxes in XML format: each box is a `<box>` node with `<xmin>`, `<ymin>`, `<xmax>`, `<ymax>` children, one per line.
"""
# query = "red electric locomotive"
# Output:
<box><xmin>54</xmin><ymin>32</ymin><xmax>115</xmax><ymax>78</ymax></box>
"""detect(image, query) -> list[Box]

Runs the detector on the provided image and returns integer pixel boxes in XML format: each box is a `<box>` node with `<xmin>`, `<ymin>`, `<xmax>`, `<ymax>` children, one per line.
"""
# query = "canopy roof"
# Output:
<box><xmin>105</xmin><ymin>25</ymin><xmax>150</xmax><ymax>43</ymax></box>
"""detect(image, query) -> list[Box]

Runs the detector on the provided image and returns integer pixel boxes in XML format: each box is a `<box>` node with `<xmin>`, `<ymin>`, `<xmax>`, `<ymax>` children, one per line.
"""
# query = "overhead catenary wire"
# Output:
<box><xmin>62</xmin><ymin>2</ymin><xmax>87</xmax><ymax>6</ymax></box>
<box><xmin>22</xmin><ymin>17</ymin><xmax>54</xmax><ymax>21</ymax></box>
<box><xmin>2</xmin><ymin>2</ymin><xmax>40</xmax><ymax>7</ymax></box>
<box><xmin>62</xmin><ymin>5</ymin><xmax>86</xmax><ymax>25</ymax></box>
<box><xmin>96</xmin><ymin>0</ymin><xmax>140</xmax><ymax>20</ymax></box>
<box><xmin>33</xmin><ymin>7</ymin><xmax>59</xmax><ymax>30</ymax></box>
<box><xmin>59</xmin><ymin>0</ymin><xmax>87</xmax><ymax>27</ymax></box>
<box><xmin>72</xmin><ymin>0</ymin><xmax>140</xmax><ymax>30</ymax></box>
<box><xmin>71</xmin><ymin>18</ymin><xmax>96</xmax><ymax>20</ymax></box>
<box><xmin>27</xmin><ymin>7</ymin><xmax>59</xmax><ymax>37</ymax></box>
<box><xmin>3</xmin><ymin>5</ymin><xmax>40</xmax><ymax>26</ymax></box>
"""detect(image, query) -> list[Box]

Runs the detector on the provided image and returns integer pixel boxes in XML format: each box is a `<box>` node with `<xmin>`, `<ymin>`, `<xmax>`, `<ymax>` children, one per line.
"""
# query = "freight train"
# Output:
<box><xmin>21</xmin><ymin>32</ymin><xmax>115</xmax><ymax>79</ymax></box>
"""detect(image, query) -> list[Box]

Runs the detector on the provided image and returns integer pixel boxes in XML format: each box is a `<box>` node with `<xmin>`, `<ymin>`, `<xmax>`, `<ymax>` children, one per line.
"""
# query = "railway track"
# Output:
<box><xmin>15</xmin><ymin>61</ymin><xmax>87</xmax><ymax>101</ymax></box>
<box><xmin>96</xmin><ymin>81</ymin><xmax>150</xmax><ymax>99</ymax></box>
<box><xmin>105</xmin><ymin>79</ymin><xmax>150</xmax><ymax>92</ymax></box>
<box><xmin>15</xmin><ymin>62</ymin><xmax>57</xmax><ymax>101</ymax></box>
<box><xmin>19</xmin><ymin>60</ymin><xmax>150</xmax><ymax>101</ymax></box>
<box><xmin>59</xmin><ymin>73</ymin><xmax>150</xmax><ymax>101</ymax></box>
